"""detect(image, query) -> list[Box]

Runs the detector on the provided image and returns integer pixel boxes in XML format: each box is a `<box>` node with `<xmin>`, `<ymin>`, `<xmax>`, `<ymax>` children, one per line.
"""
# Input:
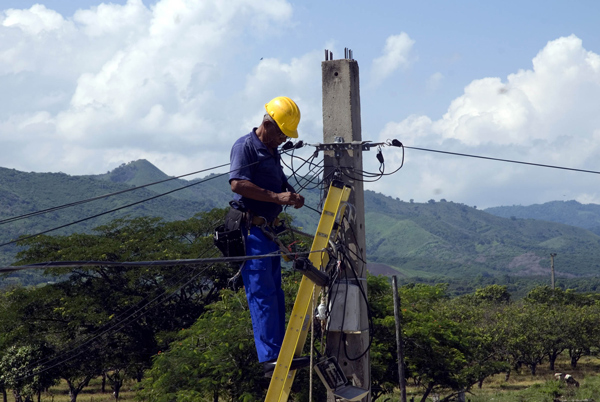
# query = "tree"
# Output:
<box><xmin>449</xmin><ymin>287</ymin><xmax>511</xmax><ymax>389</ymax></box>
<box><xmin>395</xmin><ymin>283</ymin><xmax>484</xmax><ymax>401</ymax></box>
<box><xmin>472</xmin><ymin>285</ymin><xmax>510</xmax><ymax>304</ymax></box>
<box><xmin>564</xmin><ymin>304</ymin><xmax>600</xmax><ymax>368</ymax></box>
<box><xmin>0</xmin><ymin>344</ymin><xmax>57</xmax><ymax>402</ymax></box>
<box><xmin>9</xmin><ymin>212</ymin><xmax>236</xmax><ymax>401</ymax></box>
<box><xmin>501</xmin><ymin>303</ymin><xmax>548</xmax><ymax>376</ymax></box>
<box><xmin>139</xmin><ymin>289</ymin><xmax>263</xmax><ymax>402</ymax></box>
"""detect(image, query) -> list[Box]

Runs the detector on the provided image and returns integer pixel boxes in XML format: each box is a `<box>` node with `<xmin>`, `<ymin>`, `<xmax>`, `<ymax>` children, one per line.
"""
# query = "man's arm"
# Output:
<box><xmin>231</xmin><ymin>179</ymin><xmax>304</xmax><ymax>209</ymax></box>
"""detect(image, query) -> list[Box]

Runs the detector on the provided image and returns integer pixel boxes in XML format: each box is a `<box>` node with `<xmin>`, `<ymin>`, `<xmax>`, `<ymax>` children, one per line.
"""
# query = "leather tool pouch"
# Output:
<box><xmin>214</xmin><ymin>204</ymin><xmax>246</xmax><ymax>257</ymax></box>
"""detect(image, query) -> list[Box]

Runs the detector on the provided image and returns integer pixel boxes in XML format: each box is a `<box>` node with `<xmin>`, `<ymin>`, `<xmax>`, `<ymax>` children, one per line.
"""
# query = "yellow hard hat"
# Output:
<box><xmin>265</xmin><ymin>96</ymin><xmax>301</xmax><ymax>138</ymax></box>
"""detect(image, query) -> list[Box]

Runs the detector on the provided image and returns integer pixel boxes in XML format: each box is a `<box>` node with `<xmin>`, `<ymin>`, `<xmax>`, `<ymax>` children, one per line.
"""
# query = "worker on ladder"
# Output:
<box><xmin>229</xmin><ymin>96</ymin><xmax>310</xmax><ymax>377</ymax></box>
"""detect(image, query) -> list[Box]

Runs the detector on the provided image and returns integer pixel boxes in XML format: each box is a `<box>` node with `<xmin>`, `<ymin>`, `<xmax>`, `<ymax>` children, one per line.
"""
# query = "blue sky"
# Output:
<box><xmin>2</xmin><ymin>0</ymin><xmax>600</xmax><ymax>208</ymax></box>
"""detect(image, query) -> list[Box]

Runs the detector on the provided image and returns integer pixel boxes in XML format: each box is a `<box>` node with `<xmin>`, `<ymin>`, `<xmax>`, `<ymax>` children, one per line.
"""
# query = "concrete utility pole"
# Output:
<box><xmin>550</xmin><ymin>253</ymin><xmax>557</xmax><ymax>289</ymax></box>
<box><xmin>322</xmin><ymin>49</ymin><xmax>370</xmax><ymax>401</ymax></box>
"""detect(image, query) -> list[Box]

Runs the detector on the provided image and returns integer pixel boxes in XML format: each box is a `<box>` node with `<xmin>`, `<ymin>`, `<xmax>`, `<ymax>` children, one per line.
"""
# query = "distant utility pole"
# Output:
<box><xmin>550</xmin><ymin>253</ymin><xmax>557</xmax><ymax>289</ymax></box>
<box><xmin>322</xmin><ymin>49</ymin><xmax>370</xmax><ymax>401</ymax></box>
<box><xmin>392</xmin><ymin>276</ymin><xmax>407</xmax><ymax>402</ymax></box>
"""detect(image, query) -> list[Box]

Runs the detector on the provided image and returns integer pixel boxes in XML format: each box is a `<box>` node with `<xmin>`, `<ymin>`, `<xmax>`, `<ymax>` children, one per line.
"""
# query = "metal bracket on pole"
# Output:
<box><xmin>313</xmin><ymin>140</ymin><xmax>383</xmax><ymax>156</ymax></box>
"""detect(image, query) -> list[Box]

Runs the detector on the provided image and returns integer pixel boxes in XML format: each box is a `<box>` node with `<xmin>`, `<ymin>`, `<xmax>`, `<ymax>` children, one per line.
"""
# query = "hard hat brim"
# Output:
<box><xmin>282</xmin><ymin>128</ymin><xmax>298</xmax><ymax>139</ymax></box>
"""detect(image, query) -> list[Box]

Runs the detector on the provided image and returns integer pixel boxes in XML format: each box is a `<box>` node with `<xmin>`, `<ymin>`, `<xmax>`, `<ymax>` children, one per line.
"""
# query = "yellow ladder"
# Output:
<box><xmin>265</xmin><ymin>180</ymin><xmax>352</xmax><ymax>402</ymax></box>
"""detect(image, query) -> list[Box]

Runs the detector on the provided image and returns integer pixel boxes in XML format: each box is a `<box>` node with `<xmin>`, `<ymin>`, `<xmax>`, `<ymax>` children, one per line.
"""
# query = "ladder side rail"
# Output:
<box><xmin>265</xmin><ymin>183</ymin><xmax>351</xmax><ymax>402</ymax></box>
<box><xmin>279</xmin><ymin>186</ymin><xmax>352</xmax><ymax>400</ymax></box>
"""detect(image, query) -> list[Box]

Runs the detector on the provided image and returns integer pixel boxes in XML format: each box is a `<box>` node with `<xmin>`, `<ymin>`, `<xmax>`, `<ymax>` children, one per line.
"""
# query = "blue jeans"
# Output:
<box><xmin>242</xmin><ymin>226</ymin><xmax>285</xmax><ymax>363</ymax></box>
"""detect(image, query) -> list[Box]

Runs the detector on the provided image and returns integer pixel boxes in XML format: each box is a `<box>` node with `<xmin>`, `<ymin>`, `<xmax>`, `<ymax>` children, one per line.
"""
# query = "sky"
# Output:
<box><xmin>1</xmin><ymin>0</ymin><xmax>600</xmax><ymax>209</ymax></box>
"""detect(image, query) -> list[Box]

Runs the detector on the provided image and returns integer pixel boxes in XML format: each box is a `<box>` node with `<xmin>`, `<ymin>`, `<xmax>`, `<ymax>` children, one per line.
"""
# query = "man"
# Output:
<box><xmin>229</xmin><ymin>96</ymin><xmax>308</xmax><ymax>376</ymax></box>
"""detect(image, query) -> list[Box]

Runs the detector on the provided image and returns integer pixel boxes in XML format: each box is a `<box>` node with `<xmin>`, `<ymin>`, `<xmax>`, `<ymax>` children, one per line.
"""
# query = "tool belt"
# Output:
<box><xmin>214</xmin><ymin>202</ymin><xmax>285</xmax><ymax>258</ymax></box>
<box><xmin>213</xmin><ymin>206</ymin><xmax>246</xmax><ymax>258</ymax></box>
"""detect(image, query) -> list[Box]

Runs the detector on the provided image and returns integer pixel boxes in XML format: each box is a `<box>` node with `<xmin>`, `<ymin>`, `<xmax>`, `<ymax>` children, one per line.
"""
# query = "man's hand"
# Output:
<box><xmin>276</xmin><ymin>192</ymin><xmax>305</xmax><ymax>209</ymax></box>
<box><xmin>231</xmin><ymin>179</ymin><xmax>304</xmax><ymax>208</ymax></box>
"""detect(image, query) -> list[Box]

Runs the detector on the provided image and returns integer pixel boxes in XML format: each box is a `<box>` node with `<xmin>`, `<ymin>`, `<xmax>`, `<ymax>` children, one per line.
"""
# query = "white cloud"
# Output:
<box><xmin>1</xmin><ymin>4</ymin><xmax>66</xmax><ymax>35</ymax></box>
<box><xmin>240</xmin><ymin>51</ymin><xmax>323</xmax><ymax>142</ymax></box>
<box><xmin>0</xmin><ymin>0</ymin><xmax>296</xmax><ymax>175</ymax></box>
<box><xmin>374</xmin><ymin>35</ymin><xmax>600</xmax><ymax>208</ymax></box>
<box><xmin>370</xmin><ymin>32</ymin><xmax>415</xmax><ymax>87</ymax></box>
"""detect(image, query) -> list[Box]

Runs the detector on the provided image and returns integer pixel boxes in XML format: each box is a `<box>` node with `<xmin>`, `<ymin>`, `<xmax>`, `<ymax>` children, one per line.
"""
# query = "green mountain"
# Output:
<box><xmin>363</xmin><ymin>195</ymin><xmax>600</xmax><ymax>278</ymax></box>
<box><xmin>1</xmin><ymin>160</ymin><xmax>600</xmax><ymax>283</ymax></box>
<box><xmin>485</xmin><ymin>201</ymin><xmax>600</xmax><ymax>236</ymax></box>
<box><xmin>0</xmin><ymin>163</ymin><xmax>213</xmax><ymax>266</ymax></box>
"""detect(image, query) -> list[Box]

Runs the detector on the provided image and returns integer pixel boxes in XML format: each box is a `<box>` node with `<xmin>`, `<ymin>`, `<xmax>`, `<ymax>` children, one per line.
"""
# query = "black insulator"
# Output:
<box><xmin>281</xmin><ymin>141</ymin><xmax>295</xmax><ymax>151</ymax></box>
<box><xmin>391</xmin><ymin>139</ymin><xmax>403</xmax><ymax>147</ymax></box>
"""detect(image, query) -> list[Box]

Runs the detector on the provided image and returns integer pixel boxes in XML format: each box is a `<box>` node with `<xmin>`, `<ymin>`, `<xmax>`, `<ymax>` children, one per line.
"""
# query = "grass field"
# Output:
<box><xmin>401</xmin><ymin>356</ymin><xmax>600</xmax><ymax>402</ymax></box>
<box><xmin>6</xmin><ymin>356</ymin><xmax>600</xmax><ymax>402</ymax></box>
<box><xmin>6</xmin><ymin>377</ymin><xmax>137</xmax><ymax>402</ymax></box>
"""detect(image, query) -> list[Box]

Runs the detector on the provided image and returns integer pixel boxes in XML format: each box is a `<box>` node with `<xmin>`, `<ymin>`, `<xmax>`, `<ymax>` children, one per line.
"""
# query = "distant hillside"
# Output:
<box><xmin>90</xmin><ymin>160</ymin><xmax>233</xmax><ymax>207</ymax></box>
<box><xmin>2</xmin><ymin>160</ymin><xmax>600</xmax><ymax>283</ymax></box>
<box><xmin>364</xmin><ymin>195</ymin><xmax>600</xmax><ymax>278</ymax></box>
<box><xmin>485</xmin><ymin>201</ymin><xmax>600</xmax><ymax>236</ymax></box>
<box><xmin>0</xmin><ymin>163</ymin><xmax>213</xmax><ymax>266</ymax></box>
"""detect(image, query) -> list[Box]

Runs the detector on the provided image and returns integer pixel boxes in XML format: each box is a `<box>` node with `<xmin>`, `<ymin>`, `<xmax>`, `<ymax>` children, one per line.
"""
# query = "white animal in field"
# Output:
<box><xmin>554</xmin><ymin>373</ymin><xmax>579</xmax><ymax>387</ymax></box>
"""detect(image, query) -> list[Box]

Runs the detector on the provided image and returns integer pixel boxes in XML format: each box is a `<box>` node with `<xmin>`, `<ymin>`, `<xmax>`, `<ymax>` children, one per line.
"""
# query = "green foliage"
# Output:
<box><xmin>138</xmin><ymin>289</ymin><xmax>263</xmax><ymax>402</ymax></box>
<box><xmin>0</xmin><ymin>211</ymin><xmax>238</xmax><ymax>402</ymax></box>
<box><xmin>0</xmin><ymin>344</ymin><xmax>58</xmax><ymax>402</ymax></box>
<box><xmin>472</xmin><ymin>284</ymin><xmax>511</xmax><ymax>304</ymax></box>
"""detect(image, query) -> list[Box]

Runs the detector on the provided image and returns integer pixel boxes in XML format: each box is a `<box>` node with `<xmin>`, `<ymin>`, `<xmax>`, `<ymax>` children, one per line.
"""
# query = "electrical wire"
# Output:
<box><xmin>0</xmin><ymin>161</ymin><xmax>262</xmax><ymax>249</ymax></box>
<box><xmin>6</xmin><ymin>138</ymin><xmax>598</xmax><ymax>238</ymax></box>
<box><xmin>14</xmin><ymin>136</ymin><xmax>599</xmax><ymax>381</ymax></box>
<box><xmin>0</xmin><ymin>163</ymin><xmax>231</xmax><ymax>226</ymax></box>
<box><xmin>14</xmin><ymin>244</ymin><xmax>218</xmax><ymax>378</ymax></box>
<box><xmin>13</xmin><ymin>246</ymin><xmax>327</xmax><ymax>379</ymax></box>
<box><xmin>6</xmin><ymin>141</ymin><xmax>355</xmax><ymax>381</ymax></box>
<box><xmin>1</xmin><ymin>140</ymin><xmax>300</xmax><ymax>228</ymax></box>
<box><xmin>0</xmin><ymin>249</ymin><xmax>323</xmax><ymax>274</ymax></box>
<box><xmin>282</xmin><ymin>151</ymin><xmax>324</xmax><ymax>193</ymax></box>
<box><xmin>1</xmin><ymin>143</ymin><xmax>321</xmax><ymax>250</ymax></box>
<box><xmin>15</xmin><ymin>260</ymin><xmax>216</xmax><ymax>381</ymax></box>
<box><xmin>405</xmin><ymin>145</ymin><xmax>600</xmax><ymax>175</ymax></box>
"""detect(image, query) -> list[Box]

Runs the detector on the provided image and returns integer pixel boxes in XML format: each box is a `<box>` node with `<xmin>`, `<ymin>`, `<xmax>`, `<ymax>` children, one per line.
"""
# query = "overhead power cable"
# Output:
<box><xmin>0</xmin><ymin>160</ymin><xmax>261</xmax><ymax>249</ymax></box>
<box><xmin>2</xmin><ymin>140</ymin><xmax>302</xmax><ymax>227</ymax></box>
<box><xmin>0</xmin><ymin>171</ymin><xmax>225</xmax><ymax>248</ymax></box>
<box><xmin>16</xmin><ymin>244</ymin><xmax>220</xmax><ymax>377</ymax></box>
<box><xmin>0</xmin><ymin>140</ymin><xmax>310</xmax><ymax>248</ymax></box>
<box><xmin>405</xmin><ymin>146</ymin><xmax>600</xmax><ymax>175</ymax></box>
<box><xmin>0</xmin><ymin>163</ymin><xmax>230</xmax><ymax>226</ymax></box>
<box><xmin>0</xmin><ymin>249</ymin><xmax>324</xmax><ymax>274</ymax></box>
<box><xmin>15</xmin><ymin>260</ymin><xmax>216</xmax><ymax>381</ymax></box>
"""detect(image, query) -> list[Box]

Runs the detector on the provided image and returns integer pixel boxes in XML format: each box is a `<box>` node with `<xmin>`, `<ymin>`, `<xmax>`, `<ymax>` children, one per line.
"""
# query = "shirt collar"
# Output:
<box><xmin>250</xmin><ymin>128</ymin><xmax>279</xmax><ymax>157</ymax></box>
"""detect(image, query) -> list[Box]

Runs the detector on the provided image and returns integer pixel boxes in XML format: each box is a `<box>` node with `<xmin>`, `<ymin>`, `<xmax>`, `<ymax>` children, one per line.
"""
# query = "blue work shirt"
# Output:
<box><xmin>229</xmin><ymin>129</ymin><xmax>288</xmax><ymax>222</ymax></box>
